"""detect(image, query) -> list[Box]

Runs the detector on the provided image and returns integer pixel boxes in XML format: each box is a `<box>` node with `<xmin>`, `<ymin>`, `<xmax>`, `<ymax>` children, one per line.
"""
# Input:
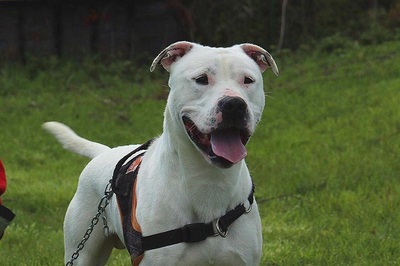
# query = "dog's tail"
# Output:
<box><xmin>42</xmin><ymin>121</ymin><xmax>111</xmax><ymax>159</ymax></box>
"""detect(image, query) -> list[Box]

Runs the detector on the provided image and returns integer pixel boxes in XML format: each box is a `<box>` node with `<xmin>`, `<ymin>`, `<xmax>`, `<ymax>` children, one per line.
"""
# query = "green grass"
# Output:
<box><xmin>0</xmin><ymin>42</ymin><xmax>399</xmax><ymax>265</ymax></box>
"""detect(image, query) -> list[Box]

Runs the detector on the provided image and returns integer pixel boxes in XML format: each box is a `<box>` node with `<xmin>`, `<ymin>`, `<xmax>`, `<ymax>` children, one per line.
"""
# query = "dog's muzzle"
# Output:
<box><xmin>182</xmin><ymin>97</ymin><xmax>251</xmax><ymax>168</ymax></box>
<box><xmin>218</xmin><ymin>96</ymin><xmax>248</xmax><ymax>129</ymax></box>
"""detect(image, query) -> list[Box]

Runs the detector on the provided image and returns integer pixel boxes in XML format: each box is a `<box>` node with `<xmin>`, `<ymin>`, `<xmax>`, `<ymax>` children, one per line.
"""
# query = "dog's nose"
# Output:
<box><xmin>218</xmin><ymin>97</ymin><xmax>248</xmax><ymax>129</ymax></box>
<box><xmin>218</xmin><ymin>97</ymin><xmax>247</xmax><ymax>116</ymax></box>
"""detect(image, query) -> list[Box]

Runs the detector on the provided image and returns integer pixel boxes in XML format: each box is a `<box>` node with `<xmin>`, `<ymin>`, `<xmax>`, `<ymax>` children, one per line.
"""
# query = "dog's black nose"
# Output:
<box><xmin>218</xmin><ymin>97</ymin><xmax>248</xmax><ymax>129</ymax></box>
<box><xmin>219</xmin><ymin>97</ymin><xmax>247</xmax><ymax>116</ymax></box>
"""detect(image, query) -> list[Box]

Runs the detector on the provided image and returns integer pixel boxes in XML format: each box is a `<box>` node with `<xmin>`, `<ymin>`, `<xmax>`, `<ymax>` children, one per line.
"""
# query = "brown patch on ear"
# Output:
<box><xmin>150</xmin><ymin>41</ymin><xmax>194</xmax><ymax>72</ymax></box>
<box><xmin>240</xmin><ymin>44</ymin><xmax>279</xmax><ymax>75</ymax></box>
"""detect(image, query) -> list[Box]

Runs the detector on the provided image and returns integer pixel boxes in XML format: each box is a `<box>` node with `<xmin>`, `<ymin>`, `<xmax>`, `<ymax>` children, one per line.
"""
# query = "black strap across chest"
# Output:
<box><xmin>112</xmin><ymin>139</ymin><xmax>255</xmax><ymax>254</ymax></box>
<box><xmin>141</xmin><ymin>185</ymin><xmax>254</xmax><ymax>251</ymax></box>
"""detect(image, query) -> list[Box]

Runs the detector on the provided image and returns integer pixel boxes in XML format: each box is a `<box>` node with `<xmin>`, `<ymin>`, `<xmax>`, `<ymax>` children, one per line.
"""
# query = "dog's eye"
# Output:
<box><xmin>244</xmin><ymin>76</ymin><xmax>255</xmax><ymax>84</ymax></box>
<box><xmin>195</xmin><ymin>75</ymin><xmax>209</xmax><ymax>85</ymax></box>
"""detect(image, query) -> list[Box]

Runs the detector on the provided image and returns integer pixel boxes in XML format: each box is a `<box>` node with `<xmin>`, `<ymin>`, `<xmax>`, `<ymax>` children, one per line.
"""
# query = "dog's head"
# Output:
<box><xmin>151</xmin><ymin>42</ymin><xmax>278</xmax><ymax>168</ymax></box>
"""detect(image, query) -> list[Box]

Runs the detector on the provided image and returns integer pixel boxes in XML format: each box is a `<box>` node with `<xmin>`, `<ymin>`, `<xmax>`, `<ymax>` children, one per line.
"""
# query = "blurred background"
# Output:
<box><xmin>0</xmin><ymin>1</ymin><xmax>399</xmax><ymax>264</ymax></box>
<box><xmin>1</xmin><ymin>0</ymin><xmax>399</xmax><ymax>62</ymax></box>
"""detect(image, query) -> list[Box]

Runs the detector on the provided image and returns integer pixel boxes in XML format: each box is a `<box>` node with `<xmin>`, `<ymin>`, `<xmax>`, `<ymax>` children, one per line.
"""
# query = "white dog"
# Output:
<box><xmin>43</xmin><ymin>41</ymin><xmax>278</xmax><ymax>266</ymax></box>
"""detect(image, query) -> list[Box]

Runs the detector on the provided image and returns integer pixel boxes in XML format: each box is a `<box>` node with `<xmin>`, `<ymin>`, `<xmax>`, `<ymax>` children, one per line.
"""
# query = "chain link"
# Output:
<box><xmin>65</xmin><ymin>180</ymin><xmax>113</xmax><ymax>266</ymax></box>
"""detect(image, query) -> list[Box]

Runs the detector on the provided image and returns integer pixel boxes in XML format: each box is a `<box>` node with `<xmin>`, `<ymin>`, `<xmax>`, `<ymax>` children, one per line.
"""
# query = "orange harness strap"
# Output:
<box><xmin>112</xmin><ymin>140</ymin><xmax>153</xmax><ymax>265</ymax></box>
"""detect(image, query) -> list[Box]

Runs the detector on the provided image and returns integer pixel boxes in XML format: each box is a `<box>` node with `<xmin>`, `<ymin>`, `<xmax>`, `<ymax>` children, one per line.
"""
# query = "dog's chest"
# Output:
<box><xmin>137</xmin><ymin>214</ymin><xmax>259</xmax><ymax>265</ymax></box>
<box><xmin>141</xmin><ymin>225</ymin><xmax>259</xmax><ymax>266</ymax></box>
<box><xmin>111</xmin><ymin>140</ymin><xmax>262</xmax><ymax>265</ymax></box>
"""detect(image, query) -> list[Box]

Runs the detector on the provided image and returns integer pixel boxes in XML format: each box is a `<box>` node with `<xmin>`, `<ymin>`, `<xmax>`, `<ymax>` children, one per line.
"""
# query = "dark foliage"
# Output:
<box><xmin>184</xmin><ymin>0</ymin><xmax>400</xmax><ymax>51</ymax></box>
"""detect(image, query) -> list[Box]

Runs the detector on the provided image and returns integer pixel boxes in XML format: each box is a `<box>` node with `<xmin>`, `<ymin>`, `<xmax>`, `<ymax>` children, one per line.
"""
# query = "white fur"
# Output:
<box><xmin>42</xmin><ymin>122</ymin><xmax>110</xmax><ymax>159</ymax></box>
<box><xmin>44</xmin><ymin>42</ymin><xmax>278</xmax><ymax>265</ymax></box>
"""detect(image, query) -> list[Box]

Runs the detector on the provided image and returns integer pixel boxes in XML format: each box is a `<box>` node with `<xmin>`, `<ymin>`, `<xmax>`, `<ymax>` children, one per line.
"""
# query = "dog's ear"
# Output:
<box><xmin>240</xmin><ymin>44</ymin><xmax>279</xmax><ymax>75</ymax></box>
<box><xmin>150</xmin><ymin>41</ymin><xmax>194</xmax><ymax>72</ymax></box>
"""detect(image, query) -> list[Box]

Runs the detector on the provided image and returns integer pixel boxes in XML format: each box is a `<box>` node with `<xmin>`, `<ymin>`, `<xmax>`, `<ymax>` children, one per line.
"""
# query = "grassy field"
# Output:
<box><xmin>0</xmin><ymin>41</ymin><xmax>399</xmax><ymax>265</ymax></box>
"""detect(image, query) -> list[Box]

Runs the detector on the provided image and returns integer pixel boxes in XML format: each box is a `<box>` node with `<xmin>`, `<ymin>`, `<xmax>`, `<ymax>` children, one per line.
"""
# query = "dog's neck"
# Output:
<box><xmin>153</xmin><ymin>111</ymin><xmax>253</xmax><ymax>221</ymax></box>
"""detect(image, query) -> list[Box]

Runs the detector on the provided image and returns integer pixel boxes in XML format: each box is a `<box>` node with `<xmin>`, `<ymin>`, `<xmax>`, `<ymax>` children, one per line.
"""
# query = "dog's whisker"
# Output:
<box><xmin>264</xmin><ymin>91</ymin><xmax>276</xmax><ymax>101</ymax></box>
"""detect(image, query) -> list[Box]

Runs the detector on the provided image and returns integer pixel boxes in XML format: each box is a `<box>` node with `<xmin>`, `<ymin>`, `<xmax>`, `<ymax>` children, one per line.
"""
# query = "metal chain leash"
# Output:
<box><xmin>65</xmin><ymin>180</ymin><xmax>113</xmax><ymax>266</ymax></box>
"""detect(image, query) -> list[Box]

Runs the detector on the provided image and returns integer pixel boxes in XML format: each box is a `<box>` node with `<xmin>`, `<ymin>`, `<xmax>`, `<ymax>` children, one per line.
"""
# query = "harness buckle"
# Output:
<box><xmin>181</xmin><ymin>223</ymin><xmax>208</xmax><ymax>243</ymax></box>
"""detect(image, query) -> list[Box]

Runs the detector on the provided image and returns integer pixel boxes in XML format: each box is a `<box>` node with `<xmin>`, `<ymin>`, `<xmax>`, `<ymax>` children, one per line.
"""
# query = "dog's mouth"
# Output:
<box><xmin>182</xmin><ymin>116</ymin><xmax>250</xmax><ymax>168</ymax></box>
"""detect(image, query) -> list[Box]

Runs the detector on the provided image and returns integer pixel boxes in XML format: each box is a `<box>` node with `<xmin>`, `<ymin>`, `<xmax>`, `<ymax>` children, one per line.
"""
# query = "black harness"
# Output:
<box><xmin>111</xmin><ymin>139</ymin><xmax>255</xmax><ymax>263</ymax></box>
<box><xmin>142</xmin><ymin>187</ymin><xmax>254</xmax><ymax>251</ymax></box>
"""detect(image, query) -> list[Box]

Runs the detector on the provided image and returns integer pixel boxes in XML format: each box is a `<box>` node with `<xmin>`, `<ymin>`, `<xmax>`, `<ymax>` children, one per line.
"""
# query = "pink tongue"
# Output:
<box><xmin>210</xmin><ymin>130</ymin><xmax>247</xmax><ymax>164</ymax></box>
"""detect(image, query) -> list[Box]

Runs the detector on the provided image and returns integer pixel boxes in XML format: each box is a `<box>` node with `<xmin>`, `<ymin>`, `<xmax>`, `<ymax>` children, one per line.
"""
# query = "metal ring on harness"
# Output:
<box><xmin>245</xmin><ymin>198</ymin><xmax>253</xmax><ymax>214</ymax></box>
<box><xmin>214</xmin><ymin>219</ymin><xmax>228</xmax><ymax>238</ymax></box>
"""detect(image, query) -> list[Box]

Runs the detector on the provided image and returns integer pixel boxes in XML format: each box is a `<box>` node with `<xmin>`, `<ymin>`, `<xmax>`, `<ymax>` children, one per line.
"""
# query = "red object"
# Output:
<box><xmin>0</xmin><ymin>160</ymin><xmax>6</xmax><ymax>205</ymax></box>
